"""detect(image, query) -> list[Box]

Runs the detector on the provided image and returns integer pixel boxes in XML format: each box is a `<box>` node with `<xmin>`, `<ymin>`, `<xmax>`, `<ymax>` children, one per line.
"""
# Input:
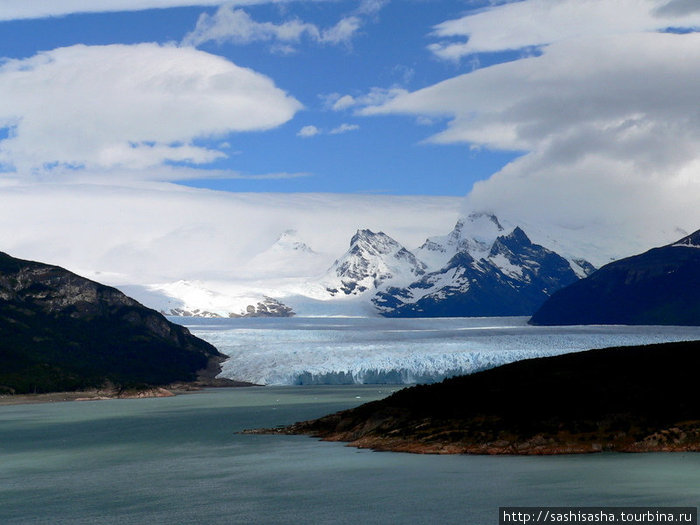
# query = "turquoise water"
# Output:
<box><xmin>1</xmin><ymin>386</ymin><xmax>698</xmax><ymax>524</ymax></box>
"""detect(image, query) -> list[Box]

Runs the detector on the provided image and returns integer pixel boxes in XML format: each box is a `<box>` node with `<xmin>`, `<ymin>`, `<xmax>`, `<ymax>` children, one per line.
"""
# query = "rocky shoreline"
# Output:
<box><xmin>251</xmin><ymin>422</ymin><xmax>700</xmax><ymax>455</ymax></box>
<box><xmin>0</xmin><ymin>379</ymin><xmax>254</xmax><ymax>406</ymax></box>
<box><xmin>0</xmin><ymin>366</ymin><xmax>256</xmax><ymax>406</ymax></box>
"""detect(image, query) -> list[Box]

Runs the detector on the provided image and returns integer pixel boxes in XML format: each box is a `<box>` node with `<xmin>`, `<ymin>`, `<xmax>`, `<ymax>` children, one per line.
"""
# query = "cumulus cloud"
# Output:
<box><xmin>364</xmin><ymin>29</ymin><xmax>700</xmax><ymax>253</ymax></box>
<box><xmin>297</xmin><ymin>125</ymin><xmax>321</xmax><ymax>138</ymax></box>
<box><xmin>319</xmin><ymin>16</ymin><xmax>362</xmax><ymax>45</ymax></box>
<box><xmin>0</xmin><ymin>43</ymin><xmax>301</xmax><ymax>173</ymax></box>
<box><xmin>297</xmin><ymin>123</ymin><xmax>359</xmax><ymax>137</ymax></box>
<box><xmin>183</xmin><ymin>7</ymin><xmax>320</xmax><ymax>47</ymax></box>
<box><xmin>357</xmin><ymin>0</ymin><xmax>390</xmax><ymax>16</ymax></box>
<box><xmin>183</xmin><ymin>6</ymin><xmax>367</xmax><ymax>49</ymax></box>
<box><xmin>329</xmin><ymin>123</ymin><xmax>359</xmax><ymax>135</ymax></box>
<box><xmin>330</xmin><ymin>94</ymin><xmax>356</xmax><ymax>111</ymax></box>
<box><xmin>428</xmin><ymin>0</ymin><xmax>700</xmax><ymax>60</ymax></box>
<box><xmin>325</xmin><ymin>87</ymin><xmax>407</xmax><ymax>112</ymax></box>
<box><xmin>654</xmin><ymin>0</ymin><xmax>700</xmax><ymax>16</ymax></box>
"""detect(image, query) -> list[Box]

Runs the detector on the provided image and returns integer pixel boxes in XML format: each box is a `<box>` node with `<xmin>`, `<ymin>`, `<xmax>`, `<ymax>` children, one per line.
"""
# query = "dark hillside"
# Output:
<box><xmin>0</xmin><ymin>251</ymin><xmax>223</xmax><ymax>394</ymax></box>
<box><xmin>530</xmin><ymin>229</ymin><xmax>700</xmax><ymax>326</ymax></box>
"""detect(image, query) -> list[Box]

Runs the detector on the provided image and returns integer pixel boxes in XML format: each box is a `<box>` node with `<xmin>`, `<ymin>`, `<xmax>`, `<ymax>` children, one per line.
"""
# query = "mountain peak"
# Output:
<box><xmin>274</xmin><ymin>229</ymin><xmax>315</xmax><ymax>254</ymax></box>
<box><xmin>417</xmin><ymin>212</ymin><xmax>510</xmax><ymax>271</ymax></box>
<box><xmin>467</xmin><ymin>212</ymin><xmax>504</xmax><ymax>232</ymax></box>
<box><xmin>350</xmin><ymin>228</ymin><xmax>386</xmax><ymax>245</ymax></box>
<box><xmin>351</xmin><ymin>228</ymin><xmax>374</xmax><ymax>242</ymax></box>
<box><xmin>531</xmin><ymin>230</ymin><xmax>700</xmax><ymax>326</ymax></box>
<box><xmin>324</xmin><ymin>229</ymin><xmax>426</xmax><ymax>296</ymax></box>
<box><xmin>348</xmin><ymin>229</ymin><xmax>403</xmax><ymax>256</ymax></box>
<box><xmin>503</xmin><ymin>226</ymin><xmax>531</xmax><ymax>245</ymax></box>
<box><xmin>671</xmin><ymin>228</ymin><xmax>700</xmax><ymax>248</ymax></box>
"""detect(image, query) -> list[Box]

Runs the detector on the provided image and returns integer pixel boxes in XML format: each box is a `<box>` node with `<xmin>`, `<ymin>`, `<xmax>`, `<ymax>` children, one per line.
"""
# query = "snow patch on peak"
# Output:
<box><xmin>489</xmin><ymin>253</ymin><xmax>524</xmax><ymax>279</ymax></box>
<box><xmin>119</xmin><ymin>280</ymin><xmax>295</xmax><ymax>318</ymax></box>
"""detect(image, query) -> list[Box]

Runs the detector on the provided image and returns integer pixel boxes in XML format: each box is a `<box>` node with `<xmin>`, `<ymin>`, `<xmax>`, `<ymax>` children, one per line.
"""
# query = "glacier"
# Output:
<box><xmin>179</xmin><ymin>317</ymin><xmax>700</xmax><ymax>386</ymax></box>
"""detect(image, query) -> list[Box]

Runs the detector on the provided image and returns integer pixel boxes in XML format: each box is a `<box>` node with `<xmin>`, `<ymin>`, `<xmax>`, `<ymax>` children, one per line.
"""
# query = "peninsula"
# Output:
<box><xmin>255</xmin><ymin>340</ymin><xmax>700</xmax><ymax>454</ymax></box>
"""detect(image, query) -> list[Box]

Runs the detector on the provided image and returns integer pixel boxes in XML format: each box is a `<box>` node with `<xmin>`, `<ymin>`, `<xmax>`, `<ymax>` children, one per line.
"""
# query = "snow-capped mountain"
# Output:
<box><xmin>119</xmin><ymin>215</ymin><xmax>597</xmax><ymax>318</ymax></box>
<box><xmin>417</xmin><ymin>212</ymin><xmax>595</xmax><ymax>277</ymax></box>
<box><xmin>374</xmin><ymin>225</ymin><xmax>586</xmax><ymax>317</ymax></box>
<box><xmin>241</xmin><ymin>229</ymin><xmax>328</xmax><ymax>279</ymax></box>
<box><xmin>416</xmin><ymin>213</ymin><xmax>506</xmax><ymax>270</ymax></box>
<box><xmin>273</xmin><ymin>229</ymin><xmax>316</xmax><ymax>254</ymax></box>
<box><xmin>321</xmin><ymin>229</ymin><xmax>427</xmax><ymax>297</ymax></box>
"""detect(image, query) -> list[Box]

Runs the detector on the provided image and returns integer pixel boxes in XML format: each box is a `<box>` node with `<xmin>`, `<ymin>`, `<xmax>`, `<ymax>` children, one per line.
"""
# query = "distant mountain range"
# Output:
<box><xmin>0</xmin><ymin>251</ymin><xmax>224</xmax><ymax>394</ymax></box>
<box><xmin>374</xmin><ymin>224</ymin><xmax>585</xmax><ymax>317</ymax></box>
<box><xmin>127</xmin><ymin>213</ymin><xmax>597</xmax><ymax>319</ymax></box>
<box><xmin>530</xmin><ymin>229</ymin><xmax>700</xmax><ymax>326</ymax></box>
<box><xmin>306</xmin><ymin>212</ymin><xmax>595</xmax><ymax>317</ymax></box>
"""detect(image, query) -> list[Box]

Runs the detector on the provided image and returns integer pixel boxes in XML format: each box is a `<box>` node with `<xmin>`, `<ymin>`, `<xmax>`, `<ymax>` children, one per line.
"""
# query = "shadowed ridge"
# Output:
<box><xmin>0</xmin><ymin>251</ymin><xmax>224</xmax><ymax>394</ymax></box>
<box><xmin>530</xmin><ymin>228</ymin><xmax>700</xmax><ymax>326</ymax></box>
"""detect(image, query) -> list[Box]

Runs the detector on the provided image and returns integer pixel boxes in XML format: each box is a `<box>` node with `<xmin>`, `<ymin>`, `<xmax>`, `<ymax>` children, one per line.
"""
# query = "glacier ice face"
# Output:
<box><xmin>181</xmin><ymin>317</ymin><xmax>700</xmax><ymax>385</ymax></box>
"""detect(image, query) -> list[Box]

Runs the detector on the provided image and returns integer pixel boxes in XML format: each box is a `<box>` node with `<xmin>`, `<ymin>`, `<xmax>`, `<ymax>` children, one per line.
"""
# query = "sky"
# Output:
<box><xmin>0</xmin><ymin>0</ymin><xmax>699</xmax><ymax>282</ymax></box>
<box><xmin>0</xmin><ymin>0</ymin><xmax>527</xmax><ymax>196</ymax></box>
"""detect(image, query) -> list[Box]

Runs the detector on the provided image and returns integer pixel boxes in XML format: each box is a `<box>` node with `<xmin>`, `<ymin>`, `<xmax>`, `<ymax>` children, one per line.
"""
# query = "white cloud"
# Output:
<box><xmin>0</xmin><ymin>0</ymin><xmax>389</xmax><ymax>22</ymax></box>
<box><xmin>363</xmin><ymin>31</ymin><xmax>700</xmax><ymax>253</ymax></box>
<box><xmin>319</xmin><ymin>16</ymin><xmax>362</xmax><ymax>45</ymax></box>
<box><xmin>331</xmin><ymin>94</ymin><xmax>356</xmax><ymax>111</ymax></box>
<box><xmin>0</xmin><ymin>1</ymin><xmax>307</xmax><ymax>21</ymax></box>
<box><xmin>0</xmin><ymin>43</ymin><xmax>301</xmax><ymax>173</ymax></box>
<box><xmin>0</xmin><ymin>180</ymin><xmax>461</xmax><ymax>284</ymax></box>
<box><xmin>329</xmin><ymin>123</ymin><xmax>359</xmax><ymax>135</ymax></box>
<box><xmin>183</xmin><ymin>6</ymin><xmax>365</xmax><ymax>49</ymax></box>
<box><xmin>326</xmin><ymin>87</ymin><xmax>407</xmax><ymax>113</ymax></box>
<box><xmin>183</xmin><ymin>7</ymin><xmax>321</xmax><ymax>47</ymax></box>
<box><xmin>429</xmin><ymin>0</ymin><xmax>700</xmax><ymax>60</ymax></box>
<box><xmin>357</xmin><ymin>0</ymin><xmax>390</xmax><ymax>16</ymax></box>
<box><xmin>297</xmin><ymin>125</ymin><xmax>321</xmax><ymax>138</ymax></box>
<box><xmin>297</xmin><ymin>123</ymin><xmax>359</xmax><ymax>137</ymax></box>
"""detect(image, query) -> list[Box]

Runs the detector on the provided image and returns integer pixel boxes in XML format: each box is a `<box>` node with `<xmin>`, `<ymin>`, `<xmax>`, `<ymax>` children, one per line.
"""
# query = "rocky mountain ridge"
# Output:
<box><xmin>0</xmin><ymin>251</ymin><xmax>223</xmax><ymax>394</ymax></box>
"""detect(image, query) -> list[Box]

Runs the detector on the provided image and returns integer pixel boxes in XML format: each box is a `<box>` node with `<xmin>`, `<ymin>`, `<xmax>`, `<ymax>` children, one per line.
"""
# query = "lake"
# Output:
<box><xmin>1</xmin><ymin>386</ymin><xmax>699</xmax><ymax>524</ymax></box>
<box><xmin>2</xmin><ymin>317</ymin><xmax>699</xmax><ymax>523</ymax></box>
